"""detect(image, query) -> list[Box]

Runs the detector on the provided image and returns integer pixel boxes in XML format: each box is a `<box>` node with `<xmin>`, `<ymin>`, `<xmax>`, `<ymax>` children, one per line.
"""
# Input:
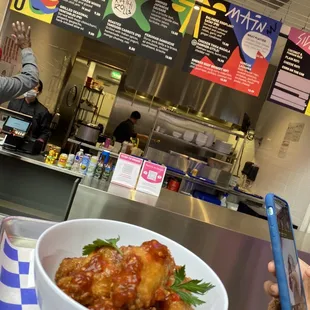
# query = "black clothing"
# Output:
<box><xmin>8</xmin><ymin>98</ymin><xmax>51</xmax><ymax>142</ymax></box>
<box><xmin>113</xmin><ymin>119</ymin><xmax>137</xmax><ymax>143</ymax></box>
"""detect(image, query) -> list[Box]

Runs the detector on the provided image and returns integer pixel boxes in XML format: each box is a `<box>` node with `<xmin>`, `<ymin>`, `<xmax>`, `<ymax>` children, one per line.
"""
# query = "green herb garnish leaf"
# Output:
<box><xmin>170</xmin><ymin>266</ymin><xmax>215</xmax><ymax>306</ymax></box>
<box><xmin>82</xmin><ymin>236</ymin><xmax>122</xmax><ymax>256</ymax></box>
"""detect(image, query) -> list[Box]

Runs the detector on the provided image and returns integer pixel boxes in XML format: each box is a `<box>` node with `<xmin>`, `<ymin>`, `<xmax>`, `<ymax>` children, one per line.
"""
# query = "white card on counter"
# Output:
<box><xmin>111</xmin><ymin>153</ymin><xmax>143</xmax><ymax>189</ymax></box>
<box><xmin>136</xmin><ymin>161</ymin><xmax>166</xmax><ymax>196</ymax></box>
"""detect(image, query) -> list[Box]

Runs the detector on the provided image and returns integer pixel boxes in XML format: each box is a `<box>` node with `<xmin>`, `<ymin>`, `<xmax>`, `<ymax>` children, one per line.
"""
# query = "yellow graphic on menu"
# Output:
<box><xmin>172</xmin><ymin>0</ymin><xmax>195</xmax><ymax>34</ymax></box>
<box><xmin>194</xmin><ymin>0</ymin><xmax>227</xmax><ymax>38</ymax></box>
<box><xmin>10</xmin><ymin>0</ymin><xmax>59</xmax><ymax>24</ymax></box>
<box><xmin>305</xmin><ymin>101</ymin><xmax>310</xmax><ymax>116</ymax></box>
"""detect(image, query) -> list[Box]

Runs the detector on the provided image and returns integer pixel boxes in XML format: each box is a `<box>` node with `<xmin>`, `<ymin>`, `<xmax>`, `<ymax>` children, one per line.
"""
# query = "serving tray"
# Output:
<box><xmin>0</xmin><ymin>216</ymin><xmax>55</xmax><ymax>309</ymax></box>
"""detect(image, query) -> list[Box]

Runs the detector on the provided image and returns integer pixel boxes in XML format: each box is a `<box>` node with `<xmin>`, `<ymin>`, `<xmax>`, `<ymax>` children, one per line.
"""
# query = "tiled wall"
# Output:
<box><xmin>240</xmin><ymin>101</ymin><xmax>310</xmax><ymax>227</ymax></box>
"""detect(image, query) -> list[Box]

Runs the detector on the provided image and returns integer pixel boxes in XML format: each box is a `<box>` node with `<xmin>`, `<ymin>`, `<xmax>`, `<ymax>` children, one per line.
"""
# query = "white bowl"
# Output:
<box><xmin>172</xmin><ymin>131</ymin><xmax>182</xmax><ymax>138</ymax></box>
<box><xmin>35</xmin><ymin>219</ymin><xmax>228</xmax><ymax>310</ymax></box>
<box><xmin>196</xmin><ymin>140</ymin><xmax>206</xmax><ymax>147</ymax></box>
<box><xmin>183</xmin><ymin>130</ymin><xmax>195</xmax><ymax>142</ymax></box>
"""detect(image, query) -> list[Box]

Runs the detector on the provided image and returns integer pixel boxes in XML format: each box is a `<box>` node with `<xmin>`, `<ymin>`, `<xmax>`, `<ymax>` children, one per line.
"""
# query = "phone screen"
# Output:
<box><xmin>275</xmin><ymin>197</ymin><xmax>307</xmax><ymax>309</ymax></box>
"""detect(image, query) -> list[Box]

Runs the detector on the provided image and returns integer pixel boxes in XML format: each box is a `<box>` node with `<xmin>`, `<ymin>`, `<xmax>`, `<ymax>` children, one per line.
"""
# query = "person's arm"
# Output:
<box><xmin>37</xmin><ymin>111</ymin><xmax>51</xmax><ymax>143</ymax></box>
<box><xmin>137</xmin><ymin>133</ymin><xmax>149</xmax><ymax>140</ymax></box>
<box><xmin>0</xmin><ymin>22</ymin><xmax>39</xmax><ymax>104</ymax></box>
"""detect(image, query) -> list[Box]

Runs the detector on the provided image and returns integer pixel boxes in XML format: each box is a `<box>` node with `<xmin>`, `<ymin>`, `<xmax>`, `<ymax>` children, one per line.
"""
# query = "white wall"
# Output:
<box><xmin>1</xmin><ymin>10</ymin><xmax>83</xmax><ymax>112</ymax></box>
<box><xmin>239</xmin><ymin>101</ymin><xmax>310</xmax><ymax>227</ymax></box>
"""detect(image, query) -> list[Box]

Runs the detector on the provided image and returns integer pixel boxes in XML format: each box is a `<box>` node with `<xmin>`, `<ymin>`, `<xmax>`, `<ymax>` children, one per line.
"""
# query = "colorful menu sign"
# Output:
<box><xmin>183</xmin><ymin>0</ymin><xmax>281</xmax><ymax>96</ymax></box>
<box><xmin>268</xmin><ymin>27</ymin><xmax>310</xmax><ymax>115</ymax></box>
<box><xmin>10</xmin><ymin>0</ymin><xmax>196</xmax><ymax>66</ymax></box>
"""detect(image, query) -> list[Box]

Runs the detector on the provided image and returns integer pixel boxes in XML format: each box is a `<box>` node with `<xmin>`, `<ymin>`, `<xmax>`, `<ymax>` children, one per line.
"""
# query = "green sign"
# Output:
<box><xmin>111</xmin><ymin>71</ymin><xmax>122</xmax><ymax>80</ymax></box>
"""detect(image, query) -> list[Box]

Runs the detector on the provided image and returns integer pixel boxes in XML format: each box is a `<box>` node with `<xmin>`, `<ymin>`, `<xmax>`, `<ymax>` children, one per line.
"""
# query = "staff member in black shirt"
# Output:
<box><xmin>8</xmin><ymin>80</ymin><xmax>51</xmax><ymax>144</ymax></box>
<box><xmin>113</xmin><ymin>111</ymin><xmax>148</xmax><ymax>143</ymax></box>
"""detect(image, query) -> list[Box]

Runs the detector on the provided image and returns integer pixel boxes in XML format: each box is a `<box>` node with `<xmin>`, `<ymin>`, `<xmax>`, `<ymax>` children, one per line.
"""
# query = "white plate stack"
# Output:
<box><xmin>195</xmin><ymin>132</ymin><xmax>208</xmax><ymax>146</ymax></box>
<box><xmin>213</xmin><ymin>140</ymin><xmax>233</xmax><ymax>154</ymax></box>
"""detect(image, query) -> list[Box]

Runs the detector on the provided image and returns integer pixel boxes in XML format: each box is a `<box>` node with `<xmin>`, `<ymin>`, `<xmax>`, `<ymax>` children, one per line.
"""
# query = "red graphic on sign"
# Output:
<box><xmin>190</xmin><ymin>47</ymin><xmax>269</xmax><ymax>96</ymax></box>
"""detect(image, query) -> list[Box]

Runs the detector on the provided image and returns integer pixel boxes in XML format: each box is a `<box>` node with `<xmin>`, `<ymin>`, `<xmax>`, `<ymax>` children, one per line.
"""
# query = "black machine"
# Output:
<box><xmin>1</xmin><ymin>107</ymin><xmax>44</xmax><ymax>155</ymax></box>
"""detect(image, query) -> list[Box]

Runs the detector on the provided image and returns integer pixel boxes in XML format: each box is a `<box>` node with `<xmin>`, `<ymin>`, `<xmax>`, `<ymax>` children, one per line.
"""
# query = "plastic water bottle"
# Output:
<box><xmin>71</xmin><ymin>149</ymin><xmax>84</xmax><ymax>172</ymax></box>
<box><xmin>94</xmin><ymin>151</ymin><xmax>110</xmax><ymax>179</ymax></box>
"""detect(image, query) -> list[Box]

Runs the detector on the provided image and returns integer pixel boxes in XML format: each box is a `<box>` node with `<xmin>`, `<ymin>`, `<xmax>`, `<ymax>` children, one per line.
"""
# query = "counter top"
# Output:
<box><xmin>67</xmin><ymin>138</ymin><xmax>119</xmax><ymax>158</ymax></box>
<box><xmin>0</xmin><ymin>146</ymin><xmax>84</xmax><ymax>178</ymax></box>
<box><xmin>72</xmin><ymin>184</ymin><xmax>309</xmax><ymax>250</ymax></box>
<box><xmin>68</xmin><ymin>184</ymin><xmax>310</xmax><ymax>310</ymax></box>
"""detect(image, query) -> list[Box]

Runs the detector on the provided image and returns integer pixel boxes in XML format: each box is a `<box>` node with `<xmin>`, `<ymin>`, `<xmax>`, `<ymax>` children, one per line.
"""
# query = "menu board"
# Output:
<box><xmin>268</xmin><ymin>27</ymin><xmax>310</xmax><ymax>115</ymax></box>
<box><xmin>183</xmin><ymin>0</ymin><xmax>281</xmax><ymax>96</ymax></box>
<box><xmin>10</xmin><ymin>0</ymin><xmax>196</xmax><ymax>66</ymax></box>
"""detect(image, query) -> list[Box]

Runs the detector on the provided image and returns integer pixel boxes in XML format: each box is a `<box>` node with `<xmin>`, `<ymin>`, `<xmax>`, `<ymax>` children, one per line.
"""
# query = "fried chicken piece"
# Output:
<box><xmin>163</xmin><ymin>300</ymin><xmax>193</xmax><ymax>310</ymax></box>
<box><xmin>119</xmin><ymin>240</ymin><xmax>176</xmax><ymax>309</ymax></box>
<box><xmin>55</xmin><ymin>240</ymin><xmax>177</xmax><ymax>310</ymax></box>
<box><xmin>161</xmin><ymin>293</ymin><xmax>193</xmax><ymax>310</ymax></box>
<box><xmin>55</xmin><ymin>247</ymin><xmax>123</xmax><ymax>308</ymax></box>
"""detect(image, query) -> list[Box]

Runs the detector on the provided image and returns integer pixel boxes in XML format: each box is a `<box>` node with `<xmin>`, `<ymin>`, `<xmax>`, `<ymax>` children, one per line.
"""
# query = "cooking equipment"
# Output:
<box><xmin>75</xmin><ymin>123</ymin><xmax>100</xmax><ymax>145</ymax></box>
<box><xmin>165</xmin><ymin>152</ymin><xmax>189</xmax><ymax>173</ymax></box>
<box><xmin>208</xmin><ymin>157</ymin><xmax>233</xmax><ymax>172</ymax></box>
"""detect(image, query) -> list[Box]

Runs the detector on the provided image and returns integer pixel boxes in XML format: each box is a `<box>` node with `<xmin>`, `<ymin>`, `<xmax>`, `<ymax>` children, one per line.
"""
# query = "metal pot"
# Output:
<box><xmin>76</xmin><ymin>123</ymin><xmax>100</xmax><ymax>145</ymax></box>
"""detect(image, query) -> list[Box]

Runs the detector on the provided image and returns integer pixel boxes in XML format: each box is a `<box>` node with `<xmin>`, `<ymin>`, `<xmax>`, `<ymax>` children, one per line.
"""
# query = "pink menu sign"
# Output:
<box><xmin>268</xmin><ymin>27</ymin><xmax>310</xmax><ymax>115</ymax></box>
<box><xmin>136</xmin><ymin>161</ymin><xmax>167</xmax><ymax>196</ymax></box>
<box><xmin>111</xmin><ymin>153</ymin><xmax>143</xmax><ymax>189</ymax></box>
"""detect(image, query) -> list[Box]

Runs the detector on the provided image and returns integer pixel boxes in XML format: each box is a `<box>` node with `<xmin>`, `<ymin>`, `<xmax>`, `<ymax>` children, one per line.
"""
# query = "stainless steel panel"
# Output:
<box><xmin>79</xmin><ymin>38</ymin><xmax>132</xmax><ymax>70</ymax></box>
<box><xmin>51</xmin><ymin>58</ymin><xmax>89</xmax><ymax>147</ymax></box>
<box><xmin>69</xmin><ymin>185</ymin><xmax>310</xmax><ymax>310</ymax></box>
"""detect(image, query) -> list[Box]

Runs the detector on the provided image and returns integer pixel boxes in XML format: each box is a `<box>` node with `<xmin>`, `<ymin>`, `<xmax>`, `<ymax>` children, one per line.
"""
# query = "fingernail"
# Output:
<box><xmin>271</xmin><ymin>284</ymin><xmax>277</xmax><ymax>293</ymax></box>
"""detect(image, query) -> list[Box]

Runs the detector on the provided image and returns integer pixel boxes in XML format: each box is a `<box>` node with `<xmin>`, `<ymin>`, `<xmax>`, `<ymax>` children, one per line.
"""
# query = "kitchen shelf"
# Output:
<box><xmin>159</xmin><ymin>109</ymin><xmax>245</xmax><ymax>138</ymax></box>
<box><xmin>153</xmin><ymin>131</ymin><xmax>235</xmax><ymax>159</ymax></box>
<box><xmin>145</xmin><ymin>108</ymin><xmax>246</xmax><ymax>174</ymax></box>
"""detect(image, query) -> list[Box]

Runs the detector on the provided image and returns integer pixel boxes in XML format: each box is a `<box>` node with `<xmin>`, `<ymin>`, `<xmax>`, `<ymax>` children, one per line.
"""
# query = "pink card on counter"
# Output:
<box><xmin>136</xmin><ymin>161</ymin><xmax>166</xmax><ymax>196</ymax></box>
<box><xmin>111</xmin><ymin>153</ymin><xmax>143</xmax><ymax>189</ymax></box>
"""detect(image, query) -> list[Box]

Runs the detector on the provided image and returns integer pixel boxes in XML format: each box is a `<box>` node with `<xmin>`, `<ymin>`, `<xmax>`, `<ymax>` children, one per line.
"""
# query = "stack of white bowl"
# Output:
<box><xmin>213</xmin><ymin>140</ymin><xmax>233</xmax><ymax>154</ymax></box>
<box><xmin>195</xmin><ymin>132</ymin><xmax>208</xmax><ymax>146</ymax></box>
<box><xmin>183</xmin><ymin>130</ymin><xmax>195</xmax><ymax>142</ymax></box>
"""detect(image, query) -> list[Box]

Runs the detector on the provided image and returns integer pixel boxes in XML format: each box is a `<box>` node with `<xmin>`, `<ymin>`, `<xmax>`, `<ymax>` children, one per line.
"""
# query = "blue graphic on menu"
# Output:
<box><xmin>226</xmin><ymin>4</ymin><xmax>281</xmax><ymax>66</ymax></box>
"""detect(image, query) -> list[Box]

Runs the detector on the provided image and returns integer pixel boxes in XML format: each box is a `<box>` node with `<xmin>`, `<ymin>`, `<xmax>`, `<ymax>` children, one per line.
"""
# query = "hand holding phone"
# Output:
<box><xmin>265</xmin><ymin>193</ymin><xmax>308</xmax><ymax>310</ymax></box>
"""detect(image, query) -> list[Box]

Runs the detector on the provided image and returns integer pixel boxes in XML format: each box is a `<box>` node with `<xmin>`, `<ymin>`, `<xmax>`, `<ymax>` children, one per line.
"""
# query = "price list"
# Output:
<box><xmin>268</xmin><ymin>27</ymin><xmax>310</xmax><ymax>115</ymax></box>
<box><xmin>97</xmin><ymin>0</ymin><xmax>185</xmax><ymax>66</ymax></box>
<box><xmin>51</xmin><ymin>0</ymin><xmax>104</xmax><ymax>38</ymax></box>
<box><xmin>10</xmin><ymin>0</ymin><xmax>194</xmax><ymax>66</ymax></box>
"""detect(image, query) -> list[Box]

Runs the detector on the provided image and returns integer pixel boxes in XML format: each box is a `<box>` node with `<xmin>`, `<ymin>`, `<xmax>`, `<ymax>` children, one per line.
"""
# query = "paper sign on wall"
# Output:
<box><xmin>183</xmin><ymin>0</ymin><xmax>281</xmax><ymax>97</ymax></box>
<box><xmin>136</xmin><ymin>161</ymin><xmax>166</xmax><ymax>196</ymax></box>
<box><xmin>111</xmin><ymin>153</ymin><xmax>143</xmax><ymax>189</ymax></box>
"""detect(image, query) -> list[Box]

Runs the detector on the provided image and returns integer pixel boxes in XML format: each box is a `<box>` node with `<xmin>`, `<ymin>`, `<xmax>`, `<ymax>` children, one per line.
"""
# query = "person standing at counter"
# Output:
<box><xmin>8</xmin><ymin>80</ymin><xmax>51</xmax><ymax>144</ymax></box>
<box><xmin>0</xmin><ymin>22</ymin><xmax>39</xmax><ymax>103</ymax></box>
<box><xmin>113</xmin><ymin>111</ymin><xmax>148</xmax><ymax>143</ymax></box>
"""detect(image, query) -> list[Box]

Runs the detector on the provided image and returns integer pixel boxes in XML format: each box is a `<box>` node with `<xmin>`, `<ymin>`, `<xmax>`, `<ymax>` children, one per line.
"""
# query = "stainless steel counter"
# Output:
<box><xmin>0</xmin><ymin>146</ymin><xmax>83</xmax><ymax>178</ymax></box>
<box><xmin>0</xmin><ymin>148</ymin><xmax>83</xmax><ymax>221</ymax></box>
<box><xmin>69</xmin><ymin>184</ymin><xmax>310</xmax><ymax>310</ymax></box>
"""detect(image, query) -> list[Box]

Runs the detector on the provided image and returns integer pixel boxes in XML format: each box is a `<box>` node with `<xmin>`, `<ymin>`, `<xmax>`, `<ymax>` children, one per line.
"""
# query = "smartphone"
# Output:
<box><xmin>265</xmin><ymin>193</ymin><xmax>307</xmax><ymax>310</ymax></box>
